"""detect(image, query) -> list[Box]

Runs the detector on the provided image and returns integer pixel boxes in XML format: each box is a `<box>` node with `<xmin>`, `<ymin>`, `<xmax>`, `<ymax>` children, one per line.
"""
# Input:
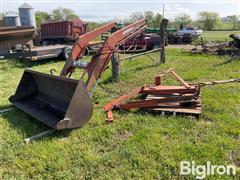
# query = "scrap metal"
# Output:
<box><xmin>104</xmin><ymin>69</ymin><xmax>202</xmax><ymax>122</ymax></box>
<box><xmin>191</xmin><ymin>34</ymin><xmax>240</xmax><ymax>59</ymax></box>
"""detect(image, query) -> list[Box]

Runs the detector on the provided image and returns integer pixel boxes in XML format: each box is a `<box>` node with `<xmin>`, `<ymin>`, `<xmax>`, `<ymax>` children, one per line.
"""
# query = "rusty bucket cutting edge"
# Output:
<box><xmin>9</xmin><ymin>69</ymin><xmax>93</xmax><ymax>130</ymax></box>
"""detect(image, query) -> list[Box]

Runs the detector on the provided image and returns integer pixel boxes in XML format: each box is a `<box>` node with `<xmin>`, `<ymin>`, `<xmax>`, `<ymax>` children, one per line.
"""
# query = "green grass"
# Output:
<box><xmin>200</xmin><ymin>31</ymin><xmax>240</xmax><ymax>42</ymax></box>
<box><xmin>214</xmin><ymin>21</ymin><xmax>239</xmax><ymax>31</ymax></box>
<box><xmin>0</xmin><ymin>49</ymin><xmax>240</xmax><ymax>179</ymax></box>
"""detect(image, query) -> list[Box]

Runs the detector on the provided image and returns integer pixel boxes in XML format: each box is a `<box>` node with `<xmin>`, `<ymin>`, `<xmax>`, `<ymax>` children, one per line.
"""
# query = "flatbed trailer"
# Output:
<box><xmin>0</xmin><ymin>44</ymin><xmax>71</xmax><ymax>61</ymax></box>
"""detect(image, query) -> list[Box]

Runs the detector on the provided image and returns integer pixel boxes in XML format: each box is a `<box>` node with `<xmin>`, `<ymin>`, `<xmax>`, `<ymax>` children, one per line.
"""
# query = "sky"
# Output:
<box><xmin>1</xmin><ymin>0</ymin><xmax>240</xmax><ymax>22</ymax></box>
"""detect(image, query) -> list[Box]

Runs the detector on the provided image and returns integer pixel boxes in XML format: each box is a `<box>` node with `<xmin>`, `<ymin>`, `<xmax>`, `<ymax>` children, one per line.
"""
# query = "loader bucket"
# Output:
<box><xmin>9</xmin><ymin>69</ymin><xmax>93</xmax><ymax>130</ymax></box>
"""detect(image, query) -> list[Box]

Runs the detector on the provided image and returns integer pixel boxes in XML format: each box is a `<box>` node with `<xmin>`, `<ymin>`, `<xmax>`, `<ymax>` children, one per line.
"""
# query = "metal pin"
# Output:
<box><xmin>0</xmin><ymin>108</ymin><xmax>13</xmax><ymax>114</ymax></box>
<box><xmin>24</xmin><ymin>129</ymin><xmax>56</xmax><ymax>144</ymax></box>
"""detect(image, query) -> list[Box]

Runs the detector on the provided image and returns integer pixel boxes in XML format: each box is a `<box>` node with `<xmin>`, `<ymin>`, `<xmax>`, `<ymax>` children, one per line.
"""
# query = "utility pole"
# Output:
<box><xmin>162</xmin><ymin>4</ymin><xmax>165</xmax><ymax>19</ymax></box>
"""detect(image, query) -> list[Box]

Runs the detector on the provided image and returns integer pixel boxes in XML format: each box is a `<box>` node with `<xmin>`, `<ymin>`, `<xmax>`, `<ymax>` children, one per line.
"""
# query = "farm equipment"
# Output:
<box><xmin>0</xmin><ymin>26</ymin><xmax>35</xmax><ymax>52</ymax></box>
<box><xmin>167</xmin><ymin>33</ymin><xmax>194</xmax><ymax>44</ymax></box>
<box><xmin>103</xmin><ymin>69</ymin><xmax>240</xmax><ymax>122</ymax></box>
<box><xmin>191</xmin><ymin>34</ymin><xmax>240</xmax><ymax>59</ymax></box>
<box><xmin>0</xmin><ymin>44</ymin><xmax>72</xmax><ymax>61</ymax></box>
<box><xmin>38</xmin><ymin>19</ymin><xmax>88</xmax><ymax>45</ymax></box>
<box><xmin>118</xmin><ymin>33</ymin><xmax>162</xmax><ymax>51</ymax></box>
<box><xmin>146</xmin><ymin>27</ymin><xmax>177</xmax><ymax>34</ymax></box>
<box><xmin>146</xmin><ymin>25</ymin><xmax>201</xmax><ymax>45</ymax></box>
<box><xmin>104</xmin><ymin>69</ymin><xmax>202</xmax><ymax>122</ymax></box>
<box><xmin>0</xmin><ymin>26</ymin><xmax>73</xmax><ymax>61</ymax></box>
<box><xmin>191</xmin><ymin>41</ymin><xmax>229</xmax><ymax>54</ymax></box>
<box><xmin>0</xmin><ymin>19</ymin><xmax>91</xmax><ymax>61</ymax></box>
<box><xmin>9</xmin><ymin>19</ymin><xmax>148</xmax><ymax>130</ymax></box>
<box><xmin>60</xmin><ymin>21</ymin><xmax>118</xmax><ymax>77</ymax></box>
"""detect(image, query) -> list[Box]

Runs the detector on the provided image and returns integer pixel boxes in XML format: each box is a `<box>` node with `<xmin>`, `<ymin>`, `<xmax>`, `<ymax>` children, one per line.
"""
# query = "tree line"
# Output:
<box><xmin>0</xmin><ymin>8</ymin><xmax>239</xmax><ymax>31</ymax></box>
<box><xmin>129</xmin><ymin>11</ymin><xmax>239</xmax><ymax>31</ymax></box>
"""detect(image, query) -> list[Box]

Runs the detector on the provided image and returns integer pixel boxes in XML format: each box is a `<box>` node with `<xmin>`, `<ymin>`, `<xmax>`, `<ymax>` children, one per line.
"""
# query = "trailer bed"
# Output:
<box><xmin>0</xmin><ymin>45</ymin><xmax>71</xmax><ymax>61</ymax></box>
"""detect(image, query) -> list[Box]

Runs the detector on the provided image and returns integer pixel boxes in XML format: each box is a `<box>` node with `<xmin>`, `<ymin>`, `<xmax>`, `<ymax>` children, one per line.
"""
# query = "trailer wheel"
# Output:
<box><xmin>177</xmin><ymin>37</ymin><xmax>183</xmax><ymax>44</ymax></box>
<box><xmin>169</xmin><ymin>37</ymin><xmax>175</xmax><ymax>44</ymax></box>
<box><xmin>63</xmin><ymin>47</ymin><xmax>73</xmax><ymax>60</ymax></box>
<box><xmin>152</xmin><ymin>44</ymin><xmax>160</xmax><ymax>50</ymax></box>
<box><xmin>42</xmin><ymin>40</ymin><xmax>50</xmax><ymax>46</ymax></box>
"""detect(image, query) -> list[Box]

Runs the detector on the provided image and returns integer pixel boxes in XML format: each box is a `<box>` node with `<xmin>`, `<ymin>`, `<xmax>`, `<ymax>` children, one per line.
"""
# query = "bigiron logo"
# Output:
<box><xmin>180</xmin><ymin>161</ymin><xmax>236</xmax><ymax>179</ymax></box>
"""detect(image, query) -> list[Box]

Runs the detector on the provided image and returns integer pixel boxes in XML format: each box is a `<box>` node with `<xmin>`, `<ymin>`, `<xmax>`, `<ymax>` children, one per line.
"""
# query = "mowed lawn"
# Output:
<box><xmin>200</xmin><ymin>31</ymin><xmax>240</xmax><ymax>42</ymax></box>
<box><xmin>0</xmin><ymin>48</ymin><xmax>239</xmax><ymax>179</ymax></box>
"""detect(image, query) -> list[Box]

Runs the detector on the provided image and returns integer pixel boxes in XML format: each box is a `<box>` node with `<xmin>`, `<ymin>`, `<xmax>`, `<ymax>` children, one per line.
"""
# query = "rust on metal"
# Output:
<box><xmin>60</xmin><ymin>21</ymin><xmax>118</xmax><ymax>77</ymax></box>
<box><xmin>141</xmin><ymin>85</ymin><xmax>198</xmax><ymax>95</ymax></box>
<box><xmin>104</xmin><ymin>87</ymin><xmax>144</xmax><ymax>112</ymax></box>
<box><xmin>104</xmin><ymin>69</ymin><xmax>202</xmax><ymax>121</ymax></box>
<box><xmin>10</xmin><ymin>20</ymin><xmax>148</xmax><ymax>130</ymax></box>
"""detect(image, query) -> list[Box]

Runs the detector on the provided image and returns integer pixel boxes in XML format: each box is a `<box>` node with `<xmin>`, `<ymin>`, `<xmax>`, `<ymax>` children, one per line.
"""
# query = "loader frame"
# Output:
<box><xmin>9</xmin><ymin>19</ymin><xmax>148</xmax><ymax>130</ymax></box>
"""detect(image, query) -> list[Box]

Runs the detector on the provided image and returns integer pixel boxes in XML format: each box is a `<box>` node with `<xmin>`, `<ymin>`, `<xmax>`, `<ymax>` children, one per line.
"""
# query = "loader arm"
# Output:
<box><xmin>60</xmin><ymin>21</ymin><xmax>117</xmax><ymax>77</ymax></box>
<box><xmin>84</xmin><ymin>19</ymin><xmax>147</xmax><ymax>90</ymax></box>
<box><xmin>9</xmin><ymin>19</ymin><xmax>147</xmax><ymax>130</ymax></box>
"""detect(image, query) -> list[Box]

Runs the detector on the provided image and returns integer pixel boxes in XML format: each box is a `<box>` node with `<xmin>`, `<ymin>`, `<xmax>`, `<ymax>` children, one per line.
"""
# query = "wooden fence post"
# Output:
<box><xmin>160</xmin><ymin>18</ymin><xmax>169</xmax><ymax>64</ymax></box>
<box><xmin>111</xmin><ymin>53</ymin><xmax>120</xmax><ymax>81</ymax></box>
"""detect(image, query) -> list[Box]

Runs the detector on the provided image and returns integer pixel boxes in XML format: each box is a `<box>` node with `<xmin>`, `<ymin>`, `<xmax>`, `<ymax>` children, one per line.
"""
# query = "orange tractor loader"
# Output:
<box><xmin>9</xmin><ymin>19</ymin><xmax>147</xmax><ymax>130</ymax></box>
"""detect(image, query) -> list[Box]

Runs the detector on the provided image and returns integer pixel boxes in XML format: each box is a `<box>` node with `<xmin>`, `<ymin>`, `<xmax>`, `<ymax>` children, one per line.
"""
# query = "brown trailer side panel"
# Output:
<box><xmin>40</xmin><ymin>20</ymin><xmax>87</xmax><ymax>40</ymax></box>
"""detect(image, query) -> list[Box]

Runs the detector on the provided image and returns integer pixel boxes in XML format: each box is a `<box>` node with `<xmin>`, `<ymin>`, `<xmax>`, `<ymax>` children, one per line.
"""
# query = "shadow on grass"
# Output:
<box><xmin>135</xmin><ymin>109</ymin><xmax>200</xmax><ymax>119</ymax></box>
<box><xmin>214</xmin><ymin>58</ymin><xmax>236</xmax><ymax>67</ymax></box>
<box><xmin>114</xmin><ymin>108</ymin><xmax>200</xmax><ymax>121</ymax></box>
<box><xmin>1</xmin><ymin>106</ymin><xmax>71</xmax><ymax>141</ymax></box>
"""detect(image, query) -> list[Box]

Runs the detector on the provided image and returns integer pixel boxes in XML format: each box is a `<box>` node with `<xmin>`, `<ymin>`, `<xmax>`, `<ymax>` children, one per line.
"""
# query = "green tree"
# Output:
<box><xmin>87</xmin><ymin>22</ymin><xmax>105</xmax><ymax>31</ymax></box>
<box><xmin>52</xmin><ymin>7</ymin><xmax>79</xmax><ymax>21</ymax></box>
<box><xmin>232</xmin><ymin>15</ymin><xmax>239</xmax><ymax>30</ymax></box>
<box><xmin>175</xmin><ymin>14</ymin><xmax>192</xmax><ymax>26</ymax></box>
<box><xmin>153</xmin><ymin>13</ymin><xmax>163</xmax><ymax>28</ymax></box>
<box><xmin>129</xmin><ymin>12</ymin><xmax>144</xmax><ymax>22</ymax></box>
<box><xmin>198</xmin><ymin>11</ymin><xmax>220</xmax><ymax>30</ymax></box>
<box><xmin>144</xmin><ymin>11</ymin><xmax>154</xmax><ymax>27</ymax></box>
<box><xmin>35</xmin><ymin>11</ymin><xmax>52</xmax><ymax>26</ymax></box>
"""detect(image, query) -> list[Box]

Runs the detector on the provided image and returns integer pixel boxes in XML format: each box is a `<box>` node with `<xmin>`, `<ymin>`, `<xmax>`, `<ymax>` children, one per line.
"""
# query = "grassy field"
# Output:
<box><xmin>214</xmin><ymin>21</ymin><xmax>239</xmax><ymax>31</ymax></box>
<box><xmin>0</xmin><ymin>49</ymin><xmax>240</xmax><ymax>179</ymax></box>
<box><xmin>200</xmin><ymin>31</ymin><xmax>240</xmax><ymax>42</ymax></box>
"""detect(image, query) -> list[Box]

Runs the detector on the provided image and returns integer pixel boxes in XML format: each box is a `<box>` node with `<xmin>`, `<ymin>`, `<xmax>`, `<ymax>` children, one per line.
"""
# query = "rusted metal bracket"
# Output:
<box><xmin>104</xmin><ymin>87</ymin><xmax>144</xmax><ymax>122</ymax></box>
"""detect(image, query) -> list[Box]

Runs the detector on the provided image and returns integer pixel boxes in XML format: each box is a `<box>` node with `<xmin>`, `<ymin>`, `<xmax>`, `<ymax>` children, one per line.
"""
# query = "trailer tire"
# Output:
<box><xmin>63</xmin><ymin>47</ymin><xmax>73</xmax><ymax>60</ymax></box>
<box><xmin>177</xmin><ymin>37</ymin><xmax>183</xmax><ymax>44</ymax></box>
<box><xmin>42</xmin><ymin>40</ymin><xmax>50</xmax><ymax>46</ymax></box>
<box><xmin>169</xmin><ymin>37</ymin><xmax>175</xmax><ymax>44</ymax></box>
<box><xmin>152</xmin><ymin>44</ymin><xmax>160</xmax><ymax>50</ymax></box>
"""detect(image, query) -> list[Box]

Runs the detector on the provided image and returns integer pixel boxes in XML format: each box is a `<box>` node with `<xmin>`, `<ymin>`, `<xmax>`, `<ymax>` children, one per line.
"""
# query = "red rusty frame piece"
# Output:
<box><xmin>156</xmin><ymin>68</ymin><xmax>190</xmax><ymax>88</ymax></box>
<box><xmin>60</xmin><ymin>22</ymin><xmax>117</xmax><ymax>77</ymax></box>
<box><xmin>119</xmin><ymin>92</ymin><xmax>199</xmax><ymax>110</ymax></box>
<box><xmin>155</xmin><ymin>76</ymin><xmax>162</xmax><ymax>86</ymax></box>
<box><xmin>84</xmin><ymin>20</ymin><xmax>147</xmax><ymax>90</ymax></box>
<box><xmin>104</xmin><ymin>69</ymin><xmax>201</xmax><ymax>122</ymax></box>
<box><xmin>141</xmin><ymin>85</ymin><xmax>198</xmax><ymax>95</ymax></box>
<box><xmin>170</xmin><ymin>70</ymin><xmax>190</xmax><ymax>89</ymax></box>
<box><xmin>104</xmin><ymin>87</ymin><xmax>144</xmax><ymax>122</ymax></box>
